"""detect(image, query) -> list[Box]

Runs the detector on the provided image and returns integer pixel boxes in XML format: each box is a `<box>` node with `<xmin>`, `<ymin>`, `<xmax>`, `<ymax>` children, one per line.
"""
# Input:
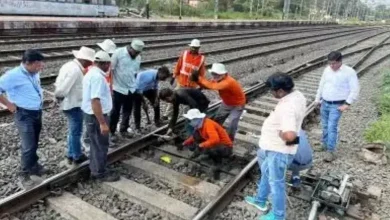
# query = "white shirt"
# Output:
<box><xmin>111</xmin><ymin>47</ymin><xmax>141</xmax><ymax>95</ymax></box>
<box><xmin>259</xmin><ymin>90</ymin><xmax>307</xmax><ymax>155</ymax></box>
<box><xmin>54</xmin><ymin>59</ymin><xmax>84</xmax><ymax>110</ymax></box>
<box><xmin>315</xmin><ymin>64</ymin><xmax>359</xmax><ymax>104</ymax></box>
<box><xmin>82</xmin><ymin>66</ymin><xmax>112</xmax><ymax>115</ymax></box>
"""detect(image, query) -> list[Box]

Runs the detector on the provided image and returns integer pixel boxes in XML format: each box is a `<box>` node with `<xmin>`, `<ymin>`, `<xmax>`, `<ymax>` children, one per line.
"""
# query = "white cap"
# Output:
<box><xmin>72</xmin><ymin>46</ymin><xmax>95</xmax><ymax>62</ymax></box>
<box><xmin>94</xmin><ymin>51</ymin><xmax>111</xmax><ymax>62</ymax></box>
<box><xmin>131</xmin><ymin>39</ymin><xmax>145</xmax><ymax>52</ymax></box>
<box><xmin>189</xmin><ymin>39</ymin><xmax>201</xmax><ymax>47</ymax></box>
<box><xmin>209</xmin><ymin>63</ymin><xmax>227</xmax><ymax>75</ymax></box>
<box><xmin>97</xmin><ymin>39</ymin><xmax>117</xmax><ymax>54</ymax></box>
<box><xmin>183</xmin><ymin>109</ymin><xmax>206</xmax><ymax>120</ymax></box>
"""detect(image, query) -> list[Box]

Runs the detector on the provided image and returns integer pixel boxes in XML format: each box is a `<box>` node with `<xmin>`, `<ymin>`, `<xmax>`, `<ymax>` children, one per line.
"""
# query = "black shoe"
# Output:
<box><xmin>74</xmin><ymin>154</ymin><xmax>88</xmax><ymax>164</ymax></box>
<box><xmin>210</xmin><ymin>167</ymin><xmax>220</xmax><ymax>180</ymax></box>
<box><xmin>66</xmin><ymin>156</ymin><xmax>73</xmax><ymax>165</ymax></box>
<box><xmin>30</xmin><ymin>164</ymin><xmax>48</xmax><ymax>176</ymax></box>
<box><xmin>92</xmin><ymin>173</ymin><xmax>120</xmax><ymax>182</ymax></box>
<box><xmin>18</xmin><ymin>173</ymin><xmax>36</xmax><ymax>189</ymax></box>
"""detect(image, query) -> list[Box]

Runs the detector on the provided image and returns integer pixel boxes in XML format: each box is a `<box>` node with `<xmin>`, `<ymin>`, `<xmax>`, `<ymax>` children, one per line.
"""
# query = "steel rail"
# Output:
<box><xmin>0</xmin><ymin>26</ymin><xmax>370</xmax><ymax>57</ymax></box>
<box><xmin>0</xmin><ymin>26</ymin><xmax>344</xmax><ymax>46</ymax></box>
<box><xmin>0</xmin><ymin>30</ymin><xmax>384</xmax><ymax>217</ymax></box>
<box><xmin>36</xmin><ymin>28</ymin><xmax>384</xmax><ymax>86</ymax></box>
<box><xmin>192</xmin><ymin>36</ymin><xmax>390</xmax><ymax>220</ymax></box>
<box><xmin>0</xmin><ymin>28</ymin><xmax>245</xmax><ymax>41</ymax></box>
<box><xmin>0</xmin><ymin>30</ymin><xmax>384</xmax><ymax>116</ymax></box>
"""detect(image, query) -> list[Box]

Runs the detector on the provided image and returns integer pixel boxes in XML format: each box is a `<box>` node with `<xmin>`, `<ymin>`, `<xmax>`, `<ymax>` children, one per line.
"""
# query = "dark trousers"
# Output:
<box><xmin>109</xmin><ymin>90</ymin><xmax>135</xmax><ymax>134</ymax></box>
<box><xmin>191</xmin><ymin>131</ymin><xmax>232</xmax><ymax>165</ymax></box>
<box><xmin>84</xmin><ymin>113</ymin><xmax>109</xmax><ymax>177</ymax></box>
<box><xmin>14</xmin><ymin>107</ymin><xmax>42</xmax><ymax>174</ymax></box>
<box><xmin>134</xmin><ymin>89</ymin><xmax>160</xmax><ymax>129</ymax></box>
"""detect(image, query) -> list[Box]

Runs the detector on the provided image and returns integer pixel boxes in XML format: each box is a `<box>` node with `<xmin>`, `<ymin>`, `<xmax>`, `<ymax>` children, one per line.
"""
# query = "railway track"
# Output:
<box><xmin>0</xmin><ymin>27</ymin><xmax>387</xmax><ymax>115</ymax></box>
<box><xmin>36</xmin><ymin>27</ymin><xmax>388</xmax><ymax>84</ymax></box>
<box><xmin>0</xmin><ymin>25</ymin><xmax>342</xmax><ymax>46</ymax></box>
<box><xmin>1</xmin><ymin>29</ymin><xmax>389</xmax><ymax>220</ymax></box>
<box><xmin>0</xmin><ymin>26</ymin><xmax>375</xmax><ymax>68</ymax></box>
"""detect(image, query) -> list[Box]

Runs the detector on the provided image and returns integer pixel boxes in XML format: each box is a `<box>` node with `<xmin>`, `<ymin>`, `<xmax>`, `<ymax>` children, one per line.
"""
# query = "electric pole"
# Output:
<box><xmin>146</xmin><ymin>0</ymin><xmax>150</xmax><ymax>19</ymax></box>
<box><xmin>214</xmin><ymin>0</ymin><xmax>219</xmax><ymax>19</ymax></box>
<box><xmin>179</xmin><ymin>0</ymin><xmax>182</xmax><ymax>20</ymax></box>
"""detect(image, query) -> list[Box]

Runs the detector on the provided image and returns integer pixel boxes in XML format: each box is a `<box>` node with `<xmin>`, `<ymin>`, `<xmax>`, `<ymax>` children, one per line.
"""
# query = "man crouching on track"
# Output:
<box><xmin>82</xmin><ymin>51</ymin><xmax>119</xmax><ymax>182</ymax></box>
<box><xmin>245</xmin><ymin>73</ymin><xmax>306</xmax><ymax>220</ymax></box>
<box><xmin>133</xmin><ymin>66</ymin><xmax>171</xmax><ymax>131</ymax></box>
<box><xmin>181</xmin><ymin>109</ymin><xmax>233</xmax><ymax>180</ymax></box>
<box><xmin>190</xmin><ymin>63</ymin><xmax>246</xmax><ymax>141</ymax></box>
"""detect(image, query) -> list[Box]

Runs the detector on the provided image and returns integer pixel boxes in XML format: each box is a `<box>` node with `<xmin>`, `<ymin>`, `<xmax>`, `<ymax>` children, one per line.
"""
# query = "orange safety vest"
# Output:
<box><xmin>178</xmin><ymin>50</ymin><xmax>205</xmax><ymax>88</ymax></box>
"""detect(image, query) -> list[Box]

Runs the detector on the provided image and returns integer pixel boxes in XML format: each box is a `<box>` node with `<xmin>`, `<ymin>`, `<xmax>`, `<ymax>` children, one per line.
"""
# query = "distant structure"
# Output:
<box><xmin>0</xmin><ymin>0</ymin><xmax>119</xmax><ymax>17</ymax></box>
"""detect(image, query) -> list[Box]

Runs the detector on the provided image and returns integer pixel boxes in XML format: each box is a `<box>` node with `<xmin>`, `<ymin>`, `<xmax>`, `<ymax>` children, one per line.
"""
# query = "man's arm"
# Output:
<box><xmin>0</xmin><ymin>73</ymin><xmax>16</xmax><ymax>113</ymax></box>
<box><xmin>54</xmin><ymin>68</ymin><xmax>78</xmax><ymax>98</ymax></box>
<box><xmin>169</xmin><ymin>102</ymin><xmax>180</xmax><ymax>130</ymax></box>
<box><xmin>315</xmin><ymin>70</ymin><xmax>326</xmax><ymax>103</ymax></box>
<box><xmin>279</xmin><ymin>104</ymin><xmax>298</xmax><ymax>143</ymax></box>
<box><xmin>91</xmin><ymin>98</ymin><xmax>109</xmax><ymax>135</ymax></box>
<box><xmin>346</xmin><ymin>71</ymin><xmax>360</xmax><ymax>104</ymax></box>
<box><xmin>197</xmin><ymin>77</ymin><xmax>230</xmax><ymax>90</ymax></box>
<box><xmin>0</xmin><ymin>95</ymin><xmax>16</xmax><ymax>113</ymax></box>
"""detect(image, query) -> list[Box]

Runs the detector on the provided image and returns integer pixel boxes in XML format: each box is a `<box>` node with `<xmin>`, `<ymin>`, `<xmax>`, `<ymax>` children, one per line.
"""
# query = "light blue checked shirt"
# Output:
<box><xmin>315</xmin><ymin>64</ymin><xmax>360</xmax><ymax>104</ymax></box>
<box><xmin>111</xmin><ymin>47</ymin><xmax>141</xmax><ymax>95</ymax></box>
<box><xmin>0</xmin><ymin>64</ymin><xmax>43</xmax><ymax>110</ymax></box>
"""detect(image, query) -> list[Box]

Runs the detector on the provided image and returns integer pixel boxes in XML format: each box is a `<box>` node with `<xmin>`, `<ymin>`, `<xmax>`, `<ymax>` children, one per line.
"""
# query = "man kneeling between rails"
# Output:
<box><xmin>181</xmin><ymin>109</ymin><xmax>233</xmax><ymax>180</ymax></box>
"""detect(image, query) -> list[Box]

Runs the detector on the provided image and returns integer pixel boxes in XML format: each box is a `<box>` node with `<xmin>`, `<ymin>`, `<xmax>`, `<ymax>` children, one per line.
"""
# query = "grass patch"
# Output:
<box><xmin>364</xmin><ymin>70</ymin><xmax>390</xmax><ymax>143</ymax></box>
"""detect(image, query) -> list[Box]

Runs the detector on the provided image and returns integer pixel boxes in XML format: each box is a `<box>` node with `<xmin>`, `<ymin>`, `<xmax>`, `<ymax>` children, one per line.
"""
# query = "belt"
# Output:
<box><xmin>292</xmin><ymin>160</ymin><xmax>311</xmax><ymax>166</ymax></box>
<box><xmin>323</xmin><ymin>100</ymin><xmax>345</xmax><ymax>105</ymax></box>
<box><xmin>16</xmin><ymin>106</ymin><xmax>42</xmax><ymax>112</ymax></box>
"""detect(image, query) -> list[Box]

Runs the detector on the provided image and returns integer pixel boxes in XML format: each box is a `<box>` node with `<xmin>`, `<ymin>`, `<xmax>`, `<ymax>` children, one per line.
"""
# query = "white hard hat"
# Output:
<box><xmin>94</xmin><ymin>50</ymin><xmax>111</xmax><ymax>62</ymax></box>
<box><xmin>209</xmin><ymin>63</ymin><xmax>227</xmax><ymax>75</ymax></box>
<box><xmin>97</xmin><ymin>39</ymin><xmax>117</xmax><ymax>54</ymax></box>
<box><xmin>183</xmin><ymin>109</ymin><xmax>206</xmax><ymax>120</ymax></box>
<box><xmin>131</xmin><ymin>39</ymin><xmax>145</xmax><ymax>52</ymax></box>
<box><xmin>72</xmin><ymin>46</ymin><xmax>95</xmax><ymax>62</ymax></box>
<box><xmin>189</xmin><ymin>39</ymin><xmax>201</xmax><ymax>47</ymax></box>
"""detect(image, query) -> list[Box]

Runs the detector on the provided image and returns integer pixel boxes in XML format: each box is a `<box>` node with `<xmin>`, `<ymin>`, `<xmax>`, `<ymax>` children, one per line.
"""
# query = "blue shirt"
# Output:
<box><xmin>135</xmin><ymin>69</ymin><xmax>158</xmax><ymax>93</ymax></box>
<box><xmin>293</xmin><ymin>130</ymin><xmax>313</xmax><ymax>165</ymax></box>
<box><xmin>315</xmin><ymin>64</ymin><xmax>360</xmax><ymax>104</ymax></box>
<box><xmin>111</xmin><ymin>47</ymin><xmax>141</xmax><ymax>95</ymax></box>
<box><xmin>82</xmin><ymin>66</ymin><xmax>112</xmax><ymax>115</ymax></box>
<box><xmin>0</xmin><ymin>64</ymin><xmax>43</xmax><ymax>110</ymax></box>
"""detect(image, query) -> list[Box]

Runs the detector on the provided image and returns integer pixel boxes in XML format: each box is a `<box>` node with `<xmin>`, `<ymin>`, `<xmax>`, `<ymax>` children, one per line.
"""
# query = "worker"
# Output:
<box><xmin>288</xmin><ymin>129</ymin><xmax>313</xmax><ymax>188</ymax></box>
<box><xmin>54</xmin><ymin>46</ymin><xmax>95</xmax><ymax>165</ymax></box>
<box><xmin>244</xmin><ymin>73</ymin><xmax>306</xmax><ymax>220</ymax></box>
<box><xmin>159</xmin><ymin>88</ymin><xmax>210</xmax><ymax>136</ymax></box>
<box><xmin>0</xmin><ymin>49</ymin><xmax>46</xmax><ymax>188</ymax></box>
<box><xmin>133</xmin><ymin>66</ymin><xmax>171</xmax><ymax>132</ymax></box>
<box><xmin>96</xmin><ymin>39</ymin><xmax>117</xmax><ymax>90</ymax></box>
<box><xmin>191</xmin><ymin>63</ymin><xmax>246</xmax><ymax>141</ymax></box>
<box><xmin>182</xmin><ymin>109</ymin><xmax>232</xmax><ymax>180</ymax></box>
<box><xmin>163</xmin><ymin>39</ymin><xmax>206</xmax><ymax>120</ymax></box>
<box><xmin>315</xmin><ymin>51</ymin><xmax>359</xmax><ymax>162</ymax></box>
<box><xmin>109</xmin><ymin>39</ymin><xmax>144</xmax><ymax>140</ymax></box>
<box><xmin>83</xmin><ymin>40</ymin><xmax>117</xmax><ymax>149</ymax></box>
<box><xmin>82</xmin><ymin>51</ymin><xmax>119</xmax><ymax>182</ymax></box>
